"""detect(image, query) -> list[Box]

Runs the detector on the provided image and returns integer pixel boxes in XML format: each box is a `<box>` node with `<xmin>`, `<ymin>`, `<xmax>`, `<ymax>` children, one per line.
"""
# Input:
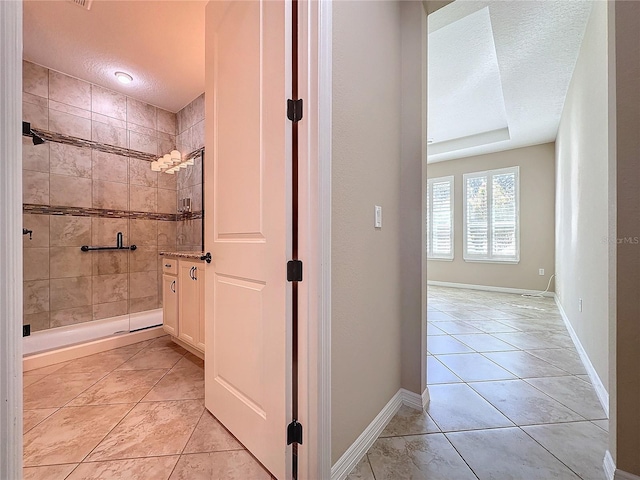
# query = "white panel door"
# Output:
<box><xmin>204</xmin><ymin>1</ymin><xmax>291</xmax><ymax>479</ymax></box>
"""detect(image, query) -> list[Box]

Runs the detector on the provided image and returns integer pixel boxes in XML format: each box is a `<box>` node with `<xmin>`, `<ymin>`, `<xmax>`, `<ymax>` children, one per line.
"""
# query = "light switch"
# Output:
<box><xmin>375</xmin><ymin>205</ymin><xmax>382</xmax><ymax>228</ymax></box>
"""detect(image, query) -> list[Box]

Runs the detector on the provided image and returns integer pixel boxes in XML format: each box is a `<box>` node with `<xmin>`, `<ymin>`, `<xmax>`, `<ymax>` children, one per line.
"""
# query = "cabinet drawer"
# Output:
<box><xmin>162</xmin><ymin>259</ymin><xmax>178</xmax><ymax>275</ymax></box>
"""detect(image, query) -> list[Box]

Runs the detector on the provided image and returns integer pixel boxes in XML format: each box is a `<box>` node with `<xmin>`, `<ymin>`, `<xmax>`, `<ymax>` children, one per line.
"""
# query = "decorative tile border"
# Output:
<box><xmin>24</xmin><ymin>204</ymin><xmax>204</xmax><ymax>222</ymax></box>
<box><xmin>159</xmin><ymin>251</ymin><xmax>206</xmax><ymax>260</ymax></box>
<box><xmin>30</xmin><ymin>128</ymin><xmax>205</xmax><ymax>164</ymax></box>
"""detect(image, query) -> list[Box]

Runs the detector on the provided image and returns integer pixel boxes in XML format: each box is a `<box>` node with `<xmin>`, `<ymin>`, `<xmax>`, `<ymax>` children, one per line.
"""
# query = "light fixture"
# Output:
<box><xmin>151</xmin><ymin>149</ymin><xmax>196</xmax><ymax>174</ymax></box>
<box><xmin>115</xmin><ymin>71</ymin><xmax>133</xmax><ymax>84</ymax></box>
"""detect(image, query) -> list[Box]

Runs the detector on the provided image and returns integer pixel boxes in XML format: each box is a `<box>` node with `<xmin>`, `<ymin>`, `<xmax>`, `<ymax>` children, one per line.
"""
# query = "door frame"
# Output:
<box><xmin>0</xmin><ymin>0</ymin><xmax>24</xmax><ymax>478</ymax></box>
<box><xmin>296</xmin><ymin>0</ymin><xmax>332</xmax><ymax>478</ymax></box>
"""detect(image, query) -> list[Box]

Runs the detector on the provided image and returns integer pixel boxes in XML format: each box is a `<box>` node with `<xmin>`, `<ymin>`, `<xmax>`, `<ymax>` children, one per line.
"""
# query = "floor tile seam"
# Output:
<box><xmin>178</xmin><ymin>408</ymin><xmax>206</xmax><ymax>456</ymax></box>
<box><xmin>23</xmin><ymin>407</ymin><xmax>61</xmax><ymax>434</ymax></box>
<box><xmin>428</xmin><ymin>355</ymin><xmax>464</xmax><ymax>383</ymax></box>
<box><xmin>520</xmin><ymin>377</ymin><xmax>605</xmax><ymax>421</ymax></box>
<box><xmin>464</xmin><ymin>378</ymin><xmax>590</xmax><ymax>426</ymax></box>
<box><xmin>440</xmin><ymin>431</ymin><xmax>482</xmax><ymax>480</ymax></box>
<box><xmin>364</xmin><ymin>454</ymin><xmax>379</xmax><ymax>480</ymax></box>
<box><xmin>76</xmin><ymin>401</ymin><xmax>139</xmax><ymax>465</ymax></box>
<box><xmin>57</xmin><ymin>370</ymin><xmax>113</xmax><ymax>409</ymax></box>
<box><xmin>517</xmin><ymin>424</ymin><xmax>589</xmax><ymax>480</ymax></box>
<box><xmin>476</xmin><ymin>349</ymin><xmax>573</xmax><ymax>378</ymax></box>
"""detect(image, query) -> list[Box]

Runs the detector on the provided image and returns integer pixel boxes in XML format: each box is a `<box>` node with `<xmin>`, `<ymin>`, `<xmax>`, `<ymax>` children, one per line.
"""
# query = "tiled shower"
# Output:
<box><xmin>22</xmin><ymin>61</ymin><xmax>204</xmax><ymax>336</ymax></box>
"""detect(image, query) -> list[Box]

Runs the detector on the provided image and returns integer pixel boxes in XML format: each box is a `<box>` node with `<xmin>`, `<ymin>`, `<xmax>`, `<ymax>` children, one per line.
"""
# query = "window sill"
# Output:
<box><xmin>463</xmin><ymin>257</ymin><xmax>520</xmax><ymax>264</ymax></box>
<box><xmin>428</xmin><ymin>257</ymin><xmax>454</xmax><ymax>262</ymax></box>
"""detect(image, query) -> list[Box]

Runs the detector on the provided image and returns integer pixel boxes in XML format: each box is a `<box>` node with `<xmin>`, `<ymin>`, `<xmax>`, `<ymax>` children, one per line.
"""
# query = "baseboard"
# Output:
<box><xmin>170</xmin><ymin>335</ymin><xmax>204</xmax><ymax>360</ymax></box>
<box><xmin>554</xmin><ymin>295</ymin><xmax>609</xmax><ymax>417</ymax></box>
<box><xmin>330</xmin><ymin>388</ymin><xmax>424</xmax><ymax>480</ymax></box>
<box><xmin>23</xmin><ymin>326</ymin><xmax>165</xmax><ymax>372</ymax></box>
<box><xmin>406</xmin><ymin>387</ymin><xmax>430</xmax><ymax>410</ymax></box>
<box><xmin>604</xmin><ymin>451</ymin><xmax>640</xmax><ymax>480</ymax></box>
<box><xmin>427</xmin><ymin>280</ymin><xmax>555</xmax><ymax>297</ymax></box>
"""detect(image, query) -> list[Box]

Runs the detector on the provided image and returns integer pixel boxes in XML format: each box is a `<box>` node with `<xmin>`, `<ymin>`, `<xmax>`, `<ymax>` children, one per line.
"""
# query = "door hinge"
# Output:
<box><xmin>287</xmin><ymin>260</ymin><xmax>303</xmax><ymax>282</ymax></box>
<box><xmin>287</xmin><ymin>420</ymin><xmax>303</xmax><ymax>445</ymax></box>
<box><xmin>287</xmin><ymin>99</ymin><xmax>303</xmax><ymax>123</ymax></box>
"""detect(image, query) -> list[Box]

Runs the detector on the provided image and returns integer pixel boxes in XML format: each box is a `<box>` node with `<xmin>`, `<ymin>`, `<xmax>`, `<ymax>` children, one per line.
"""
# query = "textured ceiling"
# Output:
<box><xmin>23</xmin><ymin>0</ymin><xmax>206</xmax><ymax>113</ymax></box>
<box><xmin>427</xmin><ymin>0</ymin><xmax>593</xmax><ymax>163</ymax></box>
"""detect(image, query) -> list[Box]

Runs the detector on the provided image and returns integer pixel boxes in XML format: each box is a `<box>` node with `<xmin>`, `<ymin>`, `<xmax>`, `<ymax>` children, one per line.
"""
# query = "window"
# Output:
<box><xmin>463</xmin><ymin>166</ymin><xmax>519</xmax><ymax>262</ymax></box>
<box><xmin>427</xmin><ymin>176</ymin><xmax>454</xmax><ymax>260</ymax></box>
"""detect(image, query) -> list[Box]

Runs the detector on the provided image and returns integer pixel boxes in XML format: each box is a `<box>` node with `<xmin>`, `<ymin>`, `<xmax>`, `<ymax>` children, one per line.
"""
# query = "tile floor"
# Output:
<box><xmin>347</xmin><ymin>286</ymin><xmax>609</xmax><ymax>480</ymax></box>
<box><xmin>23</xmin><ymin>335</ymin><xmax>273</xmax><ymax>480</ymax></box>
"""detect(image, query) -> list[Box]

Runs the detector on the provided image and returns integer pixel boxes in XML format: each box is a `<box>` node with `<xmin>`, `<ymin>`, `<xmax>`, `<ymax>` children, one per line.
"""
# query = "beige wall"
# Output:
<box><xmin>555</xmin><ymin>0</ymin><xmax>609</xmax><ymax>393</ymax></box>
<box><xmin>427</xmin><ymin>143</ymin><xmax>556</xmax><ymax>292</ymax></box>
<box><xmin>611</xmin><ymin>0</ymin><xmax>640</xmax><ymax>474</ymax></box>
<box><xmin>332</xmin><ymin>0</ymin><xmax>426</xmax><ymax>464</ymax></box>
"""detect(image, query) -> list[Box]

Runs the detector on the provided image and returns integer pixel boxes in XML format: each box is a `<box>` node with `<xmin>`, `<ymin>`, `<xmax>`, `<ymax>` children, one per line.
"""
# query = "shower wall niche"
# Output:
<box><xmin>22</xmin><ymin>61</ymin><xmax>204</xmax><ymax>334</ymax></box>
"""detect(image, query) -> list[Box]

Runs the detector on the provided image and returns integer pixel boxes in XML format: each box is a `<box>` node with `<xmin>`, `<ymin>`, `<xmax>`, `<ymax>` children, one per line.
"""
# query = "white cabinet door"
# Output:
<box><xmin>204</xmin><ymin>1</ymin><xmax>291</xmax><ymax>478</ymax></box>
<box><xmin>178</xmin><ymin>261</ymin><xmax>201</xmax><ymax>349</ymax></box>
<box><xmin>162</xmin><ymin>274</ymin><xmax>178</xmax><ymax>336</ymax></box>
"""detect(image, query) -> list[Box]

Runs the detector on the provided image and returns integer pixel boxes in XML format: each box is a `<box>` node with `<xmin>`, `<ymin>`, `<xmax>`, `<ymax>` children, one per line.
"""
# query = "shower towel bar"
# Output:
<box><xmin>80</xmin><ymin>232</ymin><xmax>136</xmax><ymax>252</ymax></box>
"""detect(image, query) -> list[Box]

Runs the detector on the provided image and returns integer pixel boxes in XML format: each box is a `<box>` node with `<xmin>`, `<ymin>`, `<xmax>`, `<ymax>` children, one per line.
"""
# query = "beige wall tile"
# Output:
<box><xmin>23</xmin><ymin>101</ymin><xmax>48</xmax><ymax>130</ymax></box>
<box><xmin>158</xmin><ymin>171</ymin><xmax>177</xmax><ymax>190</ymax></box>
<box><xmin>130</xmin><ymin>158</ymin><xmax>157</xmax><ymax>187</ymax></box>
<box><xmin>92</xmin><ymin>121</ymin><xmax>127</xmax><ymax>148</ymax></box>
<box><xmin>50</xmin><ymin>306</ymin><xmax>93</xmax><ymax>328</ymax></box>
<box><xmin>93</xmin><ymin>180</ymin><xmax>129</xmax><ymax>210</ymax></box>
<box><xmin>130</xmin><ymin>295</ymin><xmax>159</xmax><ymax>313</ymax></box>
<box><xmin>192</xmin><ymin>120</ymin><xmax>205</xmax><ymax>150</ymax></box>
<box><xmin>24</xmin><ymin>280</ymin><xmax>50</xmax><ymax>314</ymax></box>
<box><xmin>50</xmin><ymin>174</ymin><xmax>91</xmax><ymax>208</ymax></box>
<box><xmin>92</xmin><ymin>218</ymin><xmax>128</xmax><ymax>245</ymax></box>
<box><xmin>129</xmin><ymin>131</ymin><xmax>157</xmax><ymax>155</ymax></box>
<box><xmin>93</xmin><ymin>300</ymin><xmax>129</xmax><ymax>320</ymax></box>
<box><xmin>130</xmin><ymin>247</ymin><xmax>158</xmax><ymax>273</ymax></box>
<box><xmin>23</xmin><ymin>61</ymin><xmax>49</xmax><ymax>98</ymax></box>
<box><xmin>157</xmin><ymin>221</ymin><xmax>176</xmax><ymax>246</ymax></box>
<box><xmin>157</xmin><ymin>109</ymin><xmax>177</xmax><ymax>135</ymax></box>
<box><xmin>91</xmin><ymin>112</ymin><xmax>126</xmax><ymax>130</ymax></box>
<box><xmin>158</xmin><ymin>135</ymin><xmax>177</xmax><ymax>157</ymax></box>
<box><xmin>48</xmin><ymin>100</ymin><xmax>91</xmax><ymax>120</ymax></box>
<box><xmin>50</xmin><ymin>143</ymin><xmax>92</xmax><ymax>178</ymax></box>
<box><xmin>49</xmin><ymin>70</ymin><xmax>91</xmax><ymax>110</ymax></box>
<box><xmin>23</xmin><ymin>214</ymin><xmax>50</xmax><ymax>248</ymax></box>
<box><xmin>130</xmin><ymin>185</ymin><xmax>157</xmax><ymax>213</ymax></box>
<box><xmin>50</xmin><ymin>277</ymin><xmax>91</xmax><ymax>310</ymax></box>
<box><xmin>92</xmin><ymin>250</ymin><xmax>129</xmax><ymax>275</ymax></box>
<box><xmin>176</xmin><ymin>129</ymin><xmax>192</xmax><ymax>157</ymax></box>
<box><xmin>127</xmin><ymin>123</ymin><xmax>156</xmax><ymax>137</ymax></box>
<box><xmin>191</xmin><ymin>94</ymin><xmax>205</xmax><ymax>125</ymax></box>
<box><xmin>92</xmin><ymin>151</ymin><xmax>128</xmax><ymax>184</ymax></box>
<box><xmin>24</xmin><ymin>312</ymin><xmax>50</xmax><ymax>332</ymax></box>
<box><xmin>23</xmin><ymin>138</ymin><xmax>50</xmax><ymax>173</ymax></box>
<box><xmin>23</xmin><ymin>92</ymin><xmax>48</xmax><ymax>108</ymax></box>
<box><xmin>158</xmin><ymin>189</ymin><xmax>177</xmax><ymax>214</ymax></box>
<box><xmin>91</xmin><ymin>85</ymin><xmax>126</xmax><ymax>121</ymax></box>
<box><xmin>49</xmin><ymin>109</ymin><xmax>92</xmax><ymax>140</ymax></box>
<box><xmin>130</xmin><ymin>219</ymin><xmax>157</xmax><ymax>246</ymax></box>
<box><xmin>50</xmin><ymin>216</ymin><xmax>91</xmax><ymax>247</ymax></box>
<box><xmin>127</xmin><ymin>98</ymin><xmax>157</xmax><ymax>129</ymax></box>
<box><xmin>23</xmin><ymin>170</ymin><xmax>50</xmax><ymax>205</ymax></box>
<box><xmin>50</xmin><ymin>247</ymin><xmax>92</xmax><ymax>279</ymax></box>
<box><xmin>130</xmin><ymin>271</ymin><xmax>157</xmax><ymax>299</ymax></box>
<box><xmin>93</xmin><ymin>274</ymin><xmax>128</xmax><ymax>304</ymax></box>
<box><xmin>24</xmin><ymin>248</ymin><xmax>49</xmax><ymax>281</ymax></box>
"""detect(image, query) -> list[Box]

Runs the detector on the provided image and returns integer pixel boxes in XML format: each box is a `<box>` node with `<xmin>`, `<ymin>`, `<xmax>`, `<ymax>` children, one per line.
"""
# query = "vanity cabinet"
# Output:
<box><xmin>178</xmin><ymin>260</ymin><xmax>205</xmax><ymax>352</ymax></box>
<box><xmin>162</xmin><ymin>257</ymin><xmax>205</xmax><ymax>355</ymax></box>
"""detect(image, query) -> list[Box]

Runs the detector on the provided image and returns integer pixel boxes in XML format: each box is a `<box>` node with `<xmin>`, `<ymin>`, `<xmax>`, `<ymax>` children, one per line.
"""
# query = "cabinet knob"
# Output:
<box><xmin>165</xmin><ymin>263</ymin><xmax>172</xmax><ymax>268</ymax></box>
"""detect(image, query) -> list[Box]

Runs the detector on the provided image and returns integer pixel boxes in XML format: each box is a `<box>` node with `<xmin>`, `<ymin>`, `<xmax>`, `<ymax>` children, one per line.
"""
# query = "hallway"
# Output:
<box><xmin>347</xmin><ymin>286</ymin><xmax>608</xmax><ymax>480</ymax></box>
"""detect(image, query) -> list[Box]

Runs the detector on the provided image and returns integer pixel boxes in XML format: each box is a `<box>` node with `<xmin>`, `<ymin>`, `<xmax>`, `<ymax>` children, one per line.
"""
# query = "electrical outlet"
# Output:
<box><xmin>539</xmin><ymin>268</ymin><xmax>545</xmax><ymax>276</ymax></box>
<box><xmin>579</xmin><ymin>298</ymin><xmax>583</xmax><ymax>312</ymax></box>
<box><xmin>23</xmin><ymin>324</ymin><xmax>30</xmax><ymax>337</ymax></box>
<box><xmin>374</xmin><ymin>205</ymin><xmax>382</xmax><ymax>228</ymax></box>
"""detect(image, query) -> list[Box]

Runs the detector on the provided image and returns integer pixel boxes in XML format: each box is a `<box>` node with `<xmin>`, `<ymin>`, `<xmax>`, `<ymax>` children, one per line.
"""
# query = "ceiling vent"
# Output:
<box><xmin>68</xmin><ymin>0</ymin><xmax>93</xmax><ymax>11</ymax></box>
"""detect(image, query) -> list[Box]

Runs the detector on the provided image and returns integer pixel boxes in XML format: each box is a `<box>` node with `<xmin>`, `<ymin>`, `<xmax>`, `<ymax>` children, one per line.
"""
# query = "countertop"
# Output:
<box><xmin>159</xmin><ymin>251</ymin><xmax>206</xmax><ymax>261</ymax></box>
